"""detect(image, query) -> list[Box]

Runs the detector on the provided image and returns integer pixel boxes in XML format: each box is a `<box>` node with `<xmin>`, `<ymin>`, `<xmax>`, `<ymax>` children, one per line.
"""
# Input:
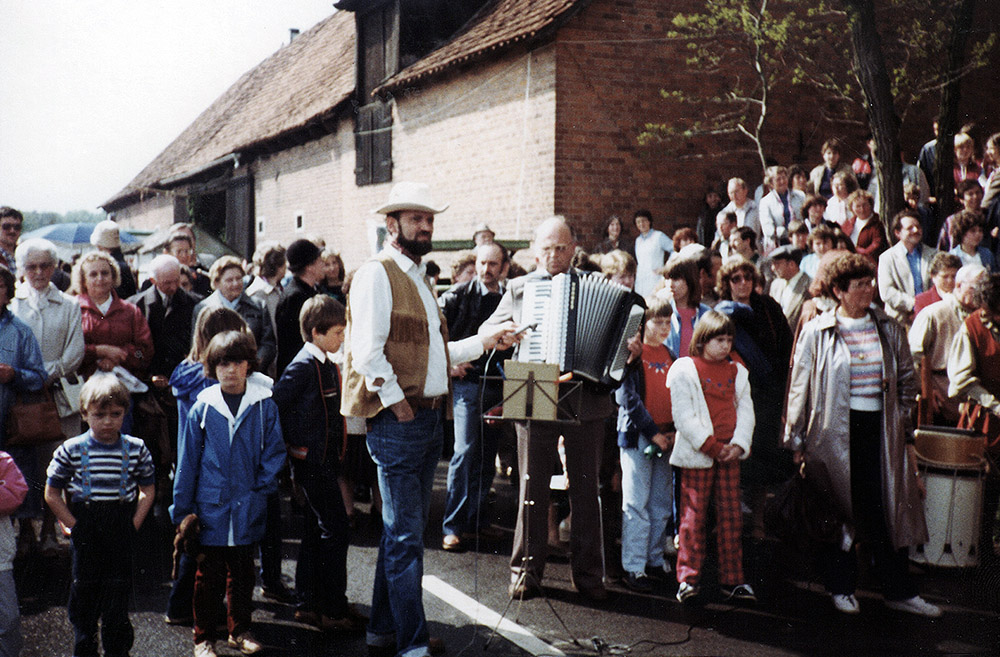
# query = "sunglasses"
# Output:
<box><xmin>0</xmin><ymin>223</ymin><xmax>22</xmax><ymax>232</ymax></box>
<box><xmin>730</xmin><ymin>274</ymin><xmax>751</xmax><ymax>284</ymax></box>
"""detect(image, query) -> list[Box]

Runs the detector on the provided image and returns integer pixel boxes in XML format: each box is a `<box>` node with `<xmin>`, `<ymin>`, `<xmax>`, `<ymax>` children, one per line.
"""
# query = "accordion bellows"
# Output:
<box><xmin>518</xmin><ymin>272</ymin><xmax>645</xmax><ymax>386</ymax></box>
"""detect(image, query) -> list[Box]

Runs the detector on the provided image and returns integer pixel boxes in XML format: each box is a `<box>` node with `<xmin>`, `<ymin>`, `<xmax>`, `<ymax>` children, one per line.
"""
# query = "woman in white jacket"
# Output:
<box><xmin>667</xmin><ymin>310</ymin><xmax>755</xmax><ymax>605</ymax></box>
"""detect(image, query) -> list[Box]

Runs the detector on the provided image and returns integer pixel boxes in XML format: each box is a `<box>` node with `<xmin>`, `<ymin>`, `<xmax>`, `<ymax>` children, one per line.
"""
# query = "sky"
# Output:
<box><xmin>0</xmin><ymin>1</ymin><xmax>338</xmax><ymax>214</ymax></box>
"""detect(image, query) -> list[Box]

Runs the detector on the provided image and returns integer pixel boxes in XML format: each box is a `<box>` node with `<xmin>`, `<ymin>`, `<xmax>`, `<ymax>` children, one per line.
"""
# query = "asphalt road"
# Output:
<box><xmin>16</xmin><ymin>461</ymin><xmax>1000</xmax><ymax>656</ymax></box>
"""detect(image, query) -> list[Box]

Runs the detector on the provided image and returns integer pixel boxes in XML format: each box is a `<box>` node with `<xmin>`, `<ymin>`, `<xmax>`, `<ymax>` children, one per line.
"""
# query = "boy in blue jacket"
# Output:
<box><xmin>171</xmin><ymin>331</ymin><xmax>286</xmax><ymax>657</ymax></box>
<box><xmin>273</xmin><ymin>295</ymin><xmax>365</xmax><ymax>632</ymax></box>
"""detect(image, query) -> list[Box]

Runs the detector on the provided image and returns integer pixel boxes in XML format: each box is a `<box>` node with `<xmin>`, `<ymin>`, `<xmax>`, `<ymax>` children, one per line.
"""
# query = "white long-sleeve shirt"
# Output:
<box><xmin>348</xmin><ymin>246</ymin><xmax>483</xmax><ymax>407</ymax></box>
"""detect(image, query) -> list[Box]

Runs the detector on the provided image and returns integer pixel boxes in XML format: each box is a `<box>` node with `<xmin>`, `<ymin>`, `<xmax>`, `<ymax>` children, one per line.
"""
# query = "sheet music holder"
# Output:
<box><xmin>483</xmin><ymin>360</ymin><xmax>581</xmax><ymax>423</ymax></box>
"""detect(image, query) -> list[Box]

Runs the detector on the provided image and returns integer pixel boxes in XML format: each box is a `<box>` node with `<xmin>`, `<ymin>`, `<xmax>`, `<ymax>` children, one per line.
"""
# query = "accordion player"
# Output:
<box><xmin>515</xmin><ymin>271</ymin><xmax>645</xmax><ymax>386</ymax></box>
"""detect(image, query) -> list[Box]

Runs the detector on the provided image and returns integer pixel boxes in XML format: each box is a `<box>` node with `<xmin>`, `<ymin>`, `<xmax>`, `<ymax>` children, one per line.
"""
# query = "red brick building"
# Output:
<box><xmin>102</xmin><ymin>0</ymin><xmax>999</xmax><ymax>270</ymax></box>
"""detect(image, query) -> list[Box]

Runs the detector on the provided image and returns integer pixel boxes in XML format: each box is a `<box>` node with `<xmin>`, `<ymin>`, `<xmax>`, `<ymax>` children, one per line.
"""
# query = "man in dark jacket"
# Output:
<box><xmin>128</xmin><ymin>255</ymin><xmax>196</xmax><ymax>378</ymax></box>
<box><xmin>439</xmin><ymin>243</ymin><xmax>511</xmax><ymax>551</ymax></box>
<box><xmin>275</xmin><ymin>239</ymin><xmax>324</xmax><ymax>376</ymax></box>
<box><xmin>127</xmin><ymin>253</ymin><xmax>197</xmax><ymax>505</ymax></box>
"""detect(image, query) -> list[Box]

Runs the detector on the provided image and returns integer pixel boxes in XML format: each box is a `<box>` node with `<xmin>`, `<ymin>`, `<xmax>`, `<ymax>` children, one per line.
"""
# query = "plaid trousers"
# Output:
<box><xmin>676</xmin><ymin>461</ymin><xmax>744</xmax><ymax>587</ymax></box>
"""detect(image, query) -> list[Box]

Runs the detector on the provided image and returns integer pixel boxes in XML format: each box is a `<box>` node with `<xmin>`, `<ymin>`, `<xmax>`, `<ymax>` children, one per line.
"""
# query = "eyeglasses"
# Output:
<box><xmin>23</xmin><ymin>263</ymin><xmax>54</xmax><ymax>272</ymax></box>
<box><xmin>0</xmin><ymin>223</ymin><xmax>22</xmax><ymax>232</ymax></box>
<box><xmin>730</xmin><ymin>274</ymin><xmax>751</xmax><ymax>284</ymax></box>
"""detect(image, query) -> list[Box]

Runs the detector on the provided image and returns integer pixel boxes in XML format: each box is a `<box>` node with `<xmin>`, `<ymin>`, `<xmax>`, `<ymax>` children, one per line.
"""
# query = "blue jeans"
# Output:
<box><xmin>442</xmin><ymin>380</ymin><xmax>499</xmax><ymax>537</ymax></box>
<box><xmin>619</xmin><ymin>438</ymin><xmax>673</xmax><ymax>575</ymax></box>
<box><xmin>367</xmin><ymin>407</ymin><xmax>443</xmax><ymax>657</ymax></box>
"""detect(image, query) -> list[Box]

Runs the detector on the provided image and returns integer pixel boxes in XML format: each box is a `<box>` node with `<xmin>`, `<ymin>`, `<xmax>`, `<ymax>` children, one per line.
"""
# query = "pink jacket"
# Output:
<box><xmin>0</xmin><ymin>451</ymin><xmax>27</xmax><ymax>516</ymax></box>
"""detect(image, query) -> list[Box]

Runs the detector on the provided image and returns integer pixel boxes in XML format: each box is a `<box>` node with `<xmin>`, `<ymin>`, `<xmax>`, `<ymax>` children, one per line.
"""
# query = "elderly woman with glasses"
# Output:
<box><xmin>11</xmin><ymin>239</ymin><xmax>86</xmax><ymax>555</ymax></box>
<box><xmin>786</xmin><ymin>252</ymin><xmax>940</xmax><ymax>617</ymax></box>
<box><xmin>193</xmin><ymin>256</ymin><xmax>276</xmax><ymax>377</ymax></box>
<box><xmin>714</xmin><ymin>257</ymin><xmax>793</xmax><ymax>539</ymax></box>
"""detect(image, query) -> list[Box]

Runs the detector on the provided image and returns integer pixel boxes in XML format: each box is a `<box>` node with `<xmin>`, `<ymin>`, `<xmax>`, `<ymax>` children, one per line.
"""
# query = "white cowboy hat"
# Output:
<box><xmin>374</xmin><ymin>182</ymin><xmax>449</xmax><ymax>215</ymax></box>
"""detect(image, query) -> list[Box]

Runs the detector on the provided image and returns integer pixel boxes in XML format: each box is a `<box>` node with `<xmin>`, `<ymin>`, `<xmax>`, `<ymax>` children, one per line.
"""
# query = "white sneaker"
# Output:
<box><xmin>831</xmin><ymin>593</ymin><xmax>860</xmax><ymax>614</ymax></box>
<box><xmin>228</xmin><ymin>631</ymin><xmax>264</xmax><ymax>654</ymax></box>
<box><xmin>885</xmin><ymin>595</ymin><xmax>943</xmax><ymax>618</ymax></box>
<box><xmin>676</xmin><ymin>581</ymin><xmax>700</xmax><ymax>603</ymax></box>
<box><xmin>194</xmin><ymin>641</ymin><xmax>217</xmax><ymax>657</ymax></box>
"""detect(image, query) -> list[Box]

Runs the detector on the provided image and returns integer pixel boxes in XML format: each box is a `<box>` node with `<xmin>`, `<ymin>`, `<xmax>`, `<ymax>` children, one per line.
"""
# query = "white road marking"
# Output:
<box><xmin>422</xmin><ymin>575</ymin><xmax>566</xmax><ymax>657</ymax></box>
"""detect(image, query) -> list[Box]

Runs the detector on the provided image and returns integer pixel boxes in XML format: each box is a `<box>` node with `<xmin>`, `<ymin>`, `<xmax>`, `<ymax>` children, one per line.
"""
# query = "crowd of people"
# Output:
<box><xmin>0</xmin><ymin>125</ymin><xmax>998</xmax><ymax>657</ymax></box>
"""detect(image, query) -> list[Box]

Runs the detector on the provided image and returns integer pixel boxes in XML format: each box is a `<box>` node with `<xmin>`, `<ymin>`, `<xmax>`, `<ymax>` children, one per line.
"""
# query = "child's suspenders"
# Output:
<box><xmin>79</xmin><ymin>438</ymin><xmax>130</xmax><ymax>500</ymax></box>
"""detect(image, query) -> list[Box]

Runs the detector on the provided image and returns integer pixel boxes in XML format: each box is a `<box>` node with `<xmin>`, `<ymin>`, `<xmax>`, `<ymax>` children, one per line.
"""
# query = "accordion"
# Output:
<box><xmin>517</xmin><ymin>272</ymin><xmax>645</xmax><ymax>386</ymax></box>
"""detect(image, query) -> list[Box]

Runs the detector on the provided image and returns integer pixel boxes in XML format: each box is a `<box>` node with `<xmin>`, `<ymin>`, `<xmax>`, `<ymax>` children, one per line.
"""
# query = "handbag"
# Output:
<box><xmin>764</xmin><ymin>461</ymin><xmax>842</xmax><ymax>554</ymax></box>
<box><xmin>5</xmin><ymin>386</ymin><xmax>66</xmax><ymax>448</ymax></box>
<box><xmin>52</xmin><ymin>374</ymin><xmax>85</xmax><ymax>418</ymax></box>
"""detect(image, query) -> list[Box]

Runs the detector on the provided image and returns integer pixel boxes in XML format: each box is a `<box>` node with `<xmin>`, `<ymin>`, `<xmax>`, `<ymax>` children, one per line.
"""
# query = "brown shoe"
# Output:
<box><xmin>318</xmin><ymin>614</ymin><xmax>364</xmax><ymax>633</ymax></box>
<box><xmin>442</xmin><ymin>534</ymin><xmax>465</xmax><ymax>552</ymax></box>
<box><xmin>322</xmin><ymin>604</ymin><xmax>367</xmax><ymax>632</ymax></box>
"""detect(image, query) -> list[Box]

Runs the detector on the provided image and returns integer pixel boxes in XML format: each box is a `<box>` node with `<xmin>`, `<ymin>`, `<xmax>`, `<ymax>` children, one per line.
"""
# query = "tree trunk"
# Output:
<box><xmin>932</xmin><ymin>0</ymin><xmax>976</xmax><ymax>223</ymax></box>
<box><xmin>842</xmin><ymin>0</ymin><xmax>903</xmax><ymax>231</ymax></box>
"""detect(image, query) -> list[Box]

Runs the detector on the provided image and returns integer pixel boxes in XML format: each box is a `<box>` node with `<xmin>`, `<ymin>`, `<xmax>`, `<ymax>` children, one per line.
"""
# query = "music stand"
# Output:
<box><xmin>483</xmin><ymin>360</ymin><xmax>582</xmax><ymax>423</ymax></box>
<box><xmin>481</xmin><ymin>360</ymin><xmax>587</xmax><ymax>648</ymax></box>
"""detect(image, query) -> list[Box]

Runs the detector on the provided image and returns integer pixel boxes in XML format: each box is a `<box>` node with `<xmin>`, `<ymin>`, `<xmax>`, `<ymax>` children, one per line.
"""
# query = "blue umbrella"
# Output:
<box><xmin>21</xmin><ymin>222</ymin><xmax>140</xmax><ymax>248</ymax></box>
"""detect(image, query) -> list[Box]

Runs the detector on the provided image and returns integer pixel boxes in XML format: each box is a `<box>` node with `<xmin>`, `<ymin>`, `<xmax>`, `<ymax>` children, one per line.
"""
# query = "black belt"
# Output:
<box><xmin>408</xmin><ymin>396</ymin><xmax>446</xmax><ymax>411</ymax></box>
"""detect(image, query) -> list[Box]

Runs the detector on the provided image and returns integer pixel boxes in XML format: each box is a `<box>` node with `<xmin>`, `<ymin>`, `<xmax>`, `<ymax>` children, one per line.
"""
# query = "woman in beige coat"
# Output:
<box><xmin>11</xmin><ymin>238</ymin><xmax>85</xmax><ymax>556</ymax></box>
<box><xmin>785</xmin><ymin>252</ymin><xmax>940</xmax><ymax>617</ymax></box>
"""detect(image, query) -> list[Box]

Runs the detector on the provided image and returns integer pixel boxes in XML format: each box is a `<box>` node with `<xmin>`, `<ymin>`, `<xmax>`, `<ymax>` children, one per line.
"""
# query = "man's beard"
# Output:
<box><xmin>398</xmin><ymin>234</ymin><xmax>433</xmax><ymax>256</ymax></box>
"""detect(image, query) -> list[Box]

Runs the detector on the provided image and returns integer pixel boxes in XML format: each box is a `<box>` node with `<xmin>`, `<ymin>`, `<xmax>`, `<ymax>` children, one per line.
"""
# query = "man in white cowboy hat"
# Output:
<box><xmin>341</xmin><ymin>182</ymin><xmax>516</xmax><ymax>657</ymax></box>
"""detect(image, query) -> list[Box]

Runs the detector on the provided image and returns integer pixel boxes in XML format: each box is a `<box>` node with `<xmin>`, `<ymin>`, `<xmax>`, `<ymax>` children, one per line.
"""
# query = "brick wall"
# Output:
<box><xmin>555</xmin><ymin>0</ymin><xmax>1000</xmax><ymax>249</ymax></box>
<box><xmin>553</xmin><ymin>0</ymin><xmax>839</xmax><ymax>249</ymax></box>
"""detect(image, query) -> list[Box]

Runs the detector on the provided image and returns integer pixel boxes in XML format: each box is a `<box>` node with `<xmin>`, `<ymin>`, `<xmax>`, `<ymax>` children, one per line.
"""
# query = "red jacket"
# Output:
<box><xmin>78</xmin><ymin>293</ymin><xmax>154</xmax><ymax>377</ymax></box>
<box><xmin>855</xmin><ymin>216</ymin><xmax>887</xmax><ymax>265</ymax></box>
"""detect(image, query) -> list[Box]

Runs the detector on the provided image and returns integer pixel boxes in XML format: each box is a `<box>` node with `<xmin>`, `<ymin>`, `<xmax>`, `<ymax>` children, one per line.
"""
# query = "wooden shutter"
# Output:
<box><xmin>226</xmin><ymin>171</ymin><xmax>254</xmax><ymax>258</ymax></box>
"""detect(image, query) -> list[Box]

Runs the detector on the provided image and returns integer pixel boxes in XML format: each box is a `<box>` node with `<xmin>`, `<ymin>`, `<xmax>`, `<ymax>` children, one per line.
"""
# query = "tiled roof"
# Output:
<box><xmin>105</xmin><ymin>11</ymin><xmax>355</xmax><ymax>208</ymax></box>
<box><xmin>380</xmin><ymin>0</ymin><xmax>584</xmax><ymax>92</ymax></box>
<box><xmin>105</xmin><ymin>1</ymin><xmax>587</xmax><ymax>208</ymax></box>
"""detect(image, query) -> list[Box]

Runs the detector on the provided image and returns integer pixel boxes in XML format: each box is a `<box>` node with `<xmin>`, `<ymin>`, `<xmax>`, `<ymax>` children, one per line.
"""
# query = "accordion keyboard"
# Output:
<box><xmin>518</xmin><ymin>278</ymin><xmax>552</xmax><ymax>362</ymax></box>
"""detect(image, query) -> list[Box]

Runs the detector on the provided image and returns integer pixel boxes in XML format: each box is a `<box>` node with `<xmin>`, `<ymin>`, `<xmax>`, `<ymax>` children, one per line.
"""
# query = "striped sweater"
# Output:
<box><xmin>837</xmin><ymin>313</ymin><xmax>884</xmax><ymax>411</ymax></box>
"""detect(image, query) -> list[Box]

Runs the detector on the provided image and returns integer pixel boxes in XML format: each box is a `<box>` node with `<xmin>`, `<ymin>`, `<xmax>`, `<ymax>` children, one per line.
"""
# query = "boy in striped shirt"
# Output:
<box><xmin>45</xmin><ymin>375</ymin><xmax>155</xmax><ymax>657</ymax></box>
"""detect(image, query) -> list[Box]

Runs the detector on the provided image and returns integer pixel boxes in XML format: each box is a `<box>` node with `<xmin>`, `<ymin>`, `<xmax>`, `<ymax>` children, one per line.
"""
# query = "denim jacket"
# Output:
<box><xmin>0</xmin><ymin>310</ymin><xmax>46</xmax><ymax>445</ymax></box>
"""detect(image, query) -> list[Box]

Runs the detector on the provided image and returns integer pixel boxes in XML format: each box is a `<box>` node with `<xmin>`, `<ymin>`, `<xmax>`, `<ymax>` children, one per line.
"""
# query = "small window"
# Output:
<box><xmin>295</xmin><ymin>213</ymin><xmax>304</xmax><ymax>232</ymax></box>
<box><xmin>257</xmin><ymin>216</ymin><xmax>266</xmax><ymax>235</ymax></box>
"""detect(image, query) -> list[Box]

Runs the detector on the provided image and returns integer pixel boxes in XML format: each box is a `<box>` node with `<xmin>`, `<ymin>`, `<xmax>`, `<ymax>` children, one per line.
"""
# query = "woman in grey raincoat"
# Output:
<box><xmin>785</xmin><ymin>252</ymin><xmax>940</xmax><ymax>617</ymax></box>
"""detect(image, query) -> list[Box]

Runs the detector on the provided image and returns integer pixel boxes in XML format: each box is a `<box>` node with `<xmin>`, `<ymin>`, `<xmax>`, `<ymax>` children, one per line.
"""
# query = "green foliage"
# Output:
<box><xmin>641</xmin><ymin>0</ymin><xmax>996</xmax><ymax>164</ymax></box>
<box><xmin>21</xmin><ymin>210</ymin><xmax>106</xmax><ymax>232</ymax></box>
<box><xmin>645</xmin><ymin>0</ymin><xmax>819</xmax><ymax>173</ymax></box>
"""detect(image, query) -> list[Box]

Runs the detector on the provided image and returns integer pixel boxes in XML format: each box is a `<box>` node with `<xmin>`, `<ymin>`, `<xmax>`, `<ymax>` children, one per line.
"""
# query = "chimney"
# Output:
<box><xmin>289</xmin><ymin>28</ymin><xmax>300</xmax><ymax>43</ymax></box>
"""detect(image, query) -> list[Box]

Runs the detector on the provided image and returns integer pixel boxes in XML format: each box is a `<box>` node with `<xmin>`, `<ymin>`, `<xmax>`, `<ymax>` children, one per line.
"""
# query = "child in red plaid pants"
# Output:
<box><xmin>665</xmin><ymin>311</ymin><xmax>756</xmax><ymax>604</ymax></box>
